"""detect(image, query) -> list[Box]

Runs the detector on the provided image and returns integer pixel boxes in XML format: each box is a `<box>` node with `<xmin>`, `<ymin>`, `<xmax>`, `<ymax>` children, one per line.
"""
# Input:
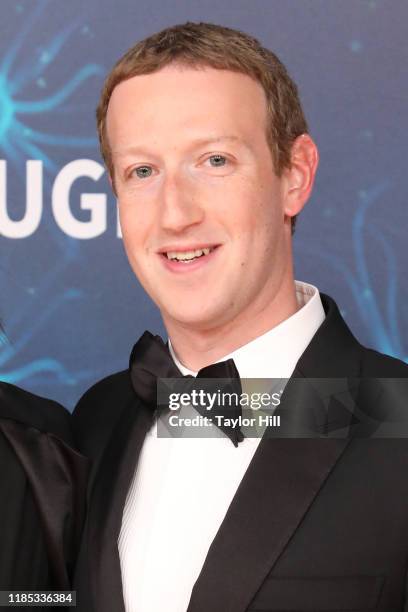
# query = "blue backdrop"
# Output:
<box><xmin>0</xmin><ymin>0</ymin><xmax>407</xmax><ymax>410</ymax></box>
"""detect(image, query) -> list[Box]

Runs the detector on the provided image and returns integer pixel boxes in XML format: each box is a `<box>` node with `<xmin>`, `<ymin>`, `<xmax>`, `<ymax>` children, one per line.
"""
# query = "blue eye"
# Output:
<box><xmin>133</xmin><ymin>165</ymin><xmax>153</xmax><ymax>179</ymax></box>
<box><xmin>208</xmin><ymin>154</ymin><xmax>227</xmax><ymax>167</ymax></box>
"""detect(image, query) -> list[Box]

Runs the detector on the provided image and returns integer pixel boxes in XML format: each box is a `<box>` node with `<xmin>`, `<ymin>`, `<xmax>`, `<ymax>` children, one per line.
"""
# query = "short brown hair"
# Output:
<box><xmin>97</xmin><ymin>22</ymin><xmax>309</xmax><ymax>232</ymax></box>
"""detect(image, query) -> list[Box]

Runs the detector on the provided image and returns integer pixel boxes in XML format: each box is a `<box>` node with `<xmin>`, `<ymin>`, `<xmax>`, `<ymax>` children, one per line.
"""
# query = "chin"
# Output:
<box><xmin>161</xmin><ymin>303</ymin><xmax>227</xmax><ymax>331</ymax></box>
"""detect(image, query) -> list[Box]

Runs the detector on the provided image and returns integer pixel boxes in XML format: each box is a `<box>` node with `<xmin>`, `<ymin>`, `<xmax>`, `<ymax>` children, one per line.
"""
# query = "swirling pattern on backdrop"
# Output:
<box><xmin>1</xmin><ymin>0</ymin><xmax>406</xmax><ymax>409</ymax></box>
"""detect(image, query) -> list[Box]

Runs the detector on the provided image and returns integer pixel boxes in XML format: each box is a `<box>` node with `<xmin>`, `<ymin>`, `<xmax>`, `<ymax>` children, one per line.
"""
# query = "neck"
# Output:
<box><xmin>164</xmin><ymin>272</ymin><xmax>299</xmax><ymax>371</ymax></box>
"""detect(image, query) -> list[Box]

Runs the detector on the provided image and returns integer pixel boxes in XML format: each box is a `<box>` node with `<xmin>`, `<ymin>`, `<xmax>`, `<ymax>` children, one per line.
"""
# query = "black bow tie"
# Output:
<box><xmin>129</xmin><ymin>331</ymin><xmax>244</xmax><ymax>447</ymax></box>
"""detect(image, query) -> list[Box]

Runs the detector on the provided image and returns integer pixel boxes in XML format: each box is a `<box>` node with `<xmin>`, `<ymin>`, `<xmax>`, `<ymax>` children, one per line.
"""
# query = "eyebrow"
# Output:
<box><xmin>112</xmin><ymin>135</ymin><xmax>252</xmax><ymax>158</ymax></box>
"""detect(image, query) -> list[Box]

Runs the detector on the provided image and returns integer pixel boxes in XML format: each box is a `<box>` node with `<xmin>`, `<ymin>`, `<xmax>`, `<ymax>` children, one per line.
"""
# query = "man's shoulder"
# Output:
<box><xmin>360</xmin><ymin>347</ymin><xmax>408</xmax><ymax>377</ymax></box>
<box><xmin>72</xmin><ymin>369</ymin><xmax>134</xmax><ymax>457</ymax></box>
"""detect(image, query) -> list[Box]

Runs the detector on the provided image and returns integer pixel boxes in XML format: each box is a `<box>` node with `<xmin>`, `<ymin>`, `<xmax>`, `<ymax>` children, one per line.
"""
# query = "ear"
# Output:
<box><xmin>282</xmin><ymin>134</ymin><xmax>319</xmax><ymax>218</ymax></box>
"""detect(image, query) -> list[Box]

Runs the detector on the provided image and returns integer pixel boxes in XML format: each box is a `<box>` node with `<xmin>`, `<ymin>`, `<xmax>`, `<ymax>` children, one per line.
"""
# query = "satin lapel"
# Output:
<box><xmin>0</xmin><ymin>418</ymin><xmax>88</xmax><ymax>589</ymax></box>
<box><xmin>269</xmin><ymin>370</ymin><xmax>359</xmax><ymax>438</ymax></box>
<box><xmin>188</xmin><ymin>294</ymin><xmax>362</xmax><ymax>612</ymax></box>
<box><xmin>87</xmin><ymin>397</ymin><xmax>154</xmax><ymax>612</ymax></box>
<box><xmin>187</xmin><ymin>427</ymin><xmax>351</xmax><ymax>612</ymax></box>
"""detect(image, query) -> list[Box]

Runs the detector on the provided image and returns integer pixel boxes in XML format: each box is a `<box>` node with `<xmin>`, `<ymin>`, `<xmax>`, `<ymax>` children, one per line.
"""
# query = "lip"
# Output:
<box><xmin>157</xmin><ymin>243</ymin><xmax>220</xmax><ymax>254</ymax></box>
<box><xmin>158</xmin><ymin>244</ymin><xmax>221</xmax><ymax>273</ymax></box>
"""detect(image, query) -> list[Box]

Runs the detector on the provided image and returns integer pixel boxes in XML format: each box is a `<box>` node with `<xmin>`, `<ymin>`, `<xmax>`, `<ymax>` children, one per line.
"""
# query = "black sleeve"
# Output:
<box><xmin>72</xmin><ymin>369</ymin><xmax>132</xmax><ymax>465</ymax></box>
<box><xmin>0</xmin><ymin>383</ymin><xmax>89</xmax><ymax>593</ymax></box>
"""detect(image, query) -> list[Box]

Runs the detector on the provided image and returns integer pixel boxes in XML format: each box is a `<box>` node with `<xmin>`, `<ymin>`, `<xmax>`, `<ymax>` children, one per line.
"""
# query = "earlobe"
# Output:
<box><xmin>284</xmin><ymin>134</ymin><xmax>319</xmax><ymax>217</ymax></box>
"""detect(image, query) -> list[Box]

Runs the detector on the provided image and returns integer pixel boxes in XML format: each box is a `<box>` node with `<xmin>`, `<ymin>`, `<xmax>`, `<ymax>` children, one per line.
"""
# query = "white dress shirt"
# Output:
<box><xmin>119</xmin><ymin>281</ymin><xmax>325</xmax><ymax>612</ymax></box>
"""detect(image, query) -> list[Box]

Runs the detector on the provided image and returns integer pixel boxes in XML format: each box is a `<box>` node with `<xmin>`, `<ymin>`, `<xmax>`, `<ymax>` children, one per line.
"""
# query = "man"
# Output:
<box><xmin>73</xmin><ymin>22</ymin><xmax>408</xmax><ymax>612</ymax></box>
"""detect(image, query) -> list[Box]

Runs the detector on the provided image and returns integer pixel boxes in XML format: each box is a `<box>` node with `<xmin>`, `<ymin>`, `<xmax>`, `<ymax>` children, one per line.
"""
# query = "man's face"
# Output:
<box><xmin>107</xmin><ymin>65</ymin><xmax>293</xmax><ymax>330</ymax></box>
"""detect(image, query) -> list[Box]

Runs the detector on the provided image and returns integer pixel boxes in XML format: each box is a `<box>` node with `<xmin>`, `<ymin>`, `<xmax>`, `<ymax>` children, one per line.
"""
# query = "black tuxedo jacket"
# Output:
<box><xmin>72</xmin><ymin>294</ymin><xmax>408</xmax><ymax>612</ymax></box>
<box><xmin>0</xmin><ymin>383</ymin><xmax>88</xmax><ymax>595</ymax></box>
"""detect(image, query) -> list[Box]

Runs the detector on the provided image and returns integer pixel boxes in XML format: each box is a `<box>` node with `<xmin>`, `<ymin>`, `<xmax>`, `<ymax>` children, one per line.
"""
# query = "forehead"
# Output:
<box><xmin>106</xmin><ymin>65</ymin><xmax>269</xmax><ymax>153</ymax></box>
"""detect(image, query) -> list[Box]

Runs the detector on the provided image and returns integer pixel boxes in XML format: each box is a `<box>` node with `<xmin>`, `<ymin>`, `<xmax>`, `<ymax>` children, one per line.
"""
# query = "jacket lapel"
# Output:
<box><xmin>86</xmin><ymin>397</ymin><xmax>154</xmax><ymax>612</ymax></box>
<box><xmin>187</xmin><ymin>437</ymin><xmax>350</xmax><ymax>612</ymax></box>
<box><xmin>188</xmin><ymin>294</ymin><xmax>363</xmax><ymax>611</ymax></box>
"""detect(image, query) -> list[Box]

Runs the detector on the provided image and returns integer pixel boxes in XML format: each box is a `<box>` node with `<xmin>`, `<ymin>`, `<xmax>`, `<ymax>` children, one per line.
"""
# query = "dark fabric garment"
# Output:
<box><xmin>72</xmin><ymin>294</ymin><xmax>408</xmax><ymax>612</ymax></box>
<box><xmin>129</xmin><ymin>330</ymin><xmax>244</xmax><ymax>445</ymax></box>
<box><xmin>0</xmin><ymin>383</ymin><xmax>89</xmax><ymax>610</ymax></box>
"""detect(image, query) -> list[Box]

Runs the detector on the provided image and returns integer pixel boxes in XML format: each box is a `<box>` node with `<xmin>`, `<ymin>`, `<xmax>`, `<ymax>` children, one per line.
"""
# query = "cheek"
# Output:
<box><xmin>232</xmin><ymin>188</ymin><xmax>279</xmax><ymax>236</ymax></box>
<box><xmin>118</xmin><ymin>197</ymin><xmax>134</xmax><ymax>229</ymax></box>
<box><xmin>252</xmin><ymin>183</ymin><xmax>283</xmax><ymax>235</ymax></box>
<box><xmin>119</xmin><ymin>200</ymin><xmax>152</xmax><ymax>246</ymax></box>
<box><xmin>120</xmin><ymin>223</ymin><xmax>151</xmax><ymax>275</ymax></box>
<box><xmin>229</xmin><ymin>189</ymin><xmax>282</xmax><ymax>264</ymax></box>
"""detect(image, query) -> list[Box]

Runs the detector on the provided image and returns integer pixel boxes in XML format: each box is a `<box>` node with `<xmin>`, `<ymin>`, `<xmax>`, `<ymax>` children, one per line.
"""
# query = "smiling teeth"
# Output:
<box><xmin>166</xmin><ymin>247</ymin><xmax>212</xmax><ymax>261</ymax></box>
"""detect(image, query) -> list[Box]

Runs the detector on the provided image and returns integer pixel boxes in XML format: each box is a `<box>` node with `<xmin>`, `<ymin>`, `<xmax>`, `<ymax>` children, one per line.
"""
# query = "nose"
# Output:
<box><xmin>158</xmin><ymin>170</ymin><xmax>204</xmax><ymax>233</ymax></box>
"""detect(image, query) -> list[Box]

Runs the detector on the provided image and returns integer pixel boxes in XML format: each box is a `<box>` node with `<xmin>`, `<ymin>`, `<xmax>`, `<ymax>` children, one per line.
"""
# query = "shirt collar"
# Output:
<box><xmin>168</xmin><ymin>280</ymin><xmax>325</xmax><ymax>379</ymax></box>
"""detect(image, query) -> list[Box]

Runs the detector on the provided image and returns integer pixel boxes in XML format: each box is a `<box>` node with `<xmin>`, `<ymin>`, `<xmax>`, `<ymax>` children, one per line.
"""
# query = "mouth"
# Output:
<box><xmin>157</xmin><ymin>244</ymin><xmax>221</xmax><ymax>272</ymax></box>
<box><xmin>162</xmin><ymin>245</ymin><xmax>217</xmax><ymax>263</ymax></box>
